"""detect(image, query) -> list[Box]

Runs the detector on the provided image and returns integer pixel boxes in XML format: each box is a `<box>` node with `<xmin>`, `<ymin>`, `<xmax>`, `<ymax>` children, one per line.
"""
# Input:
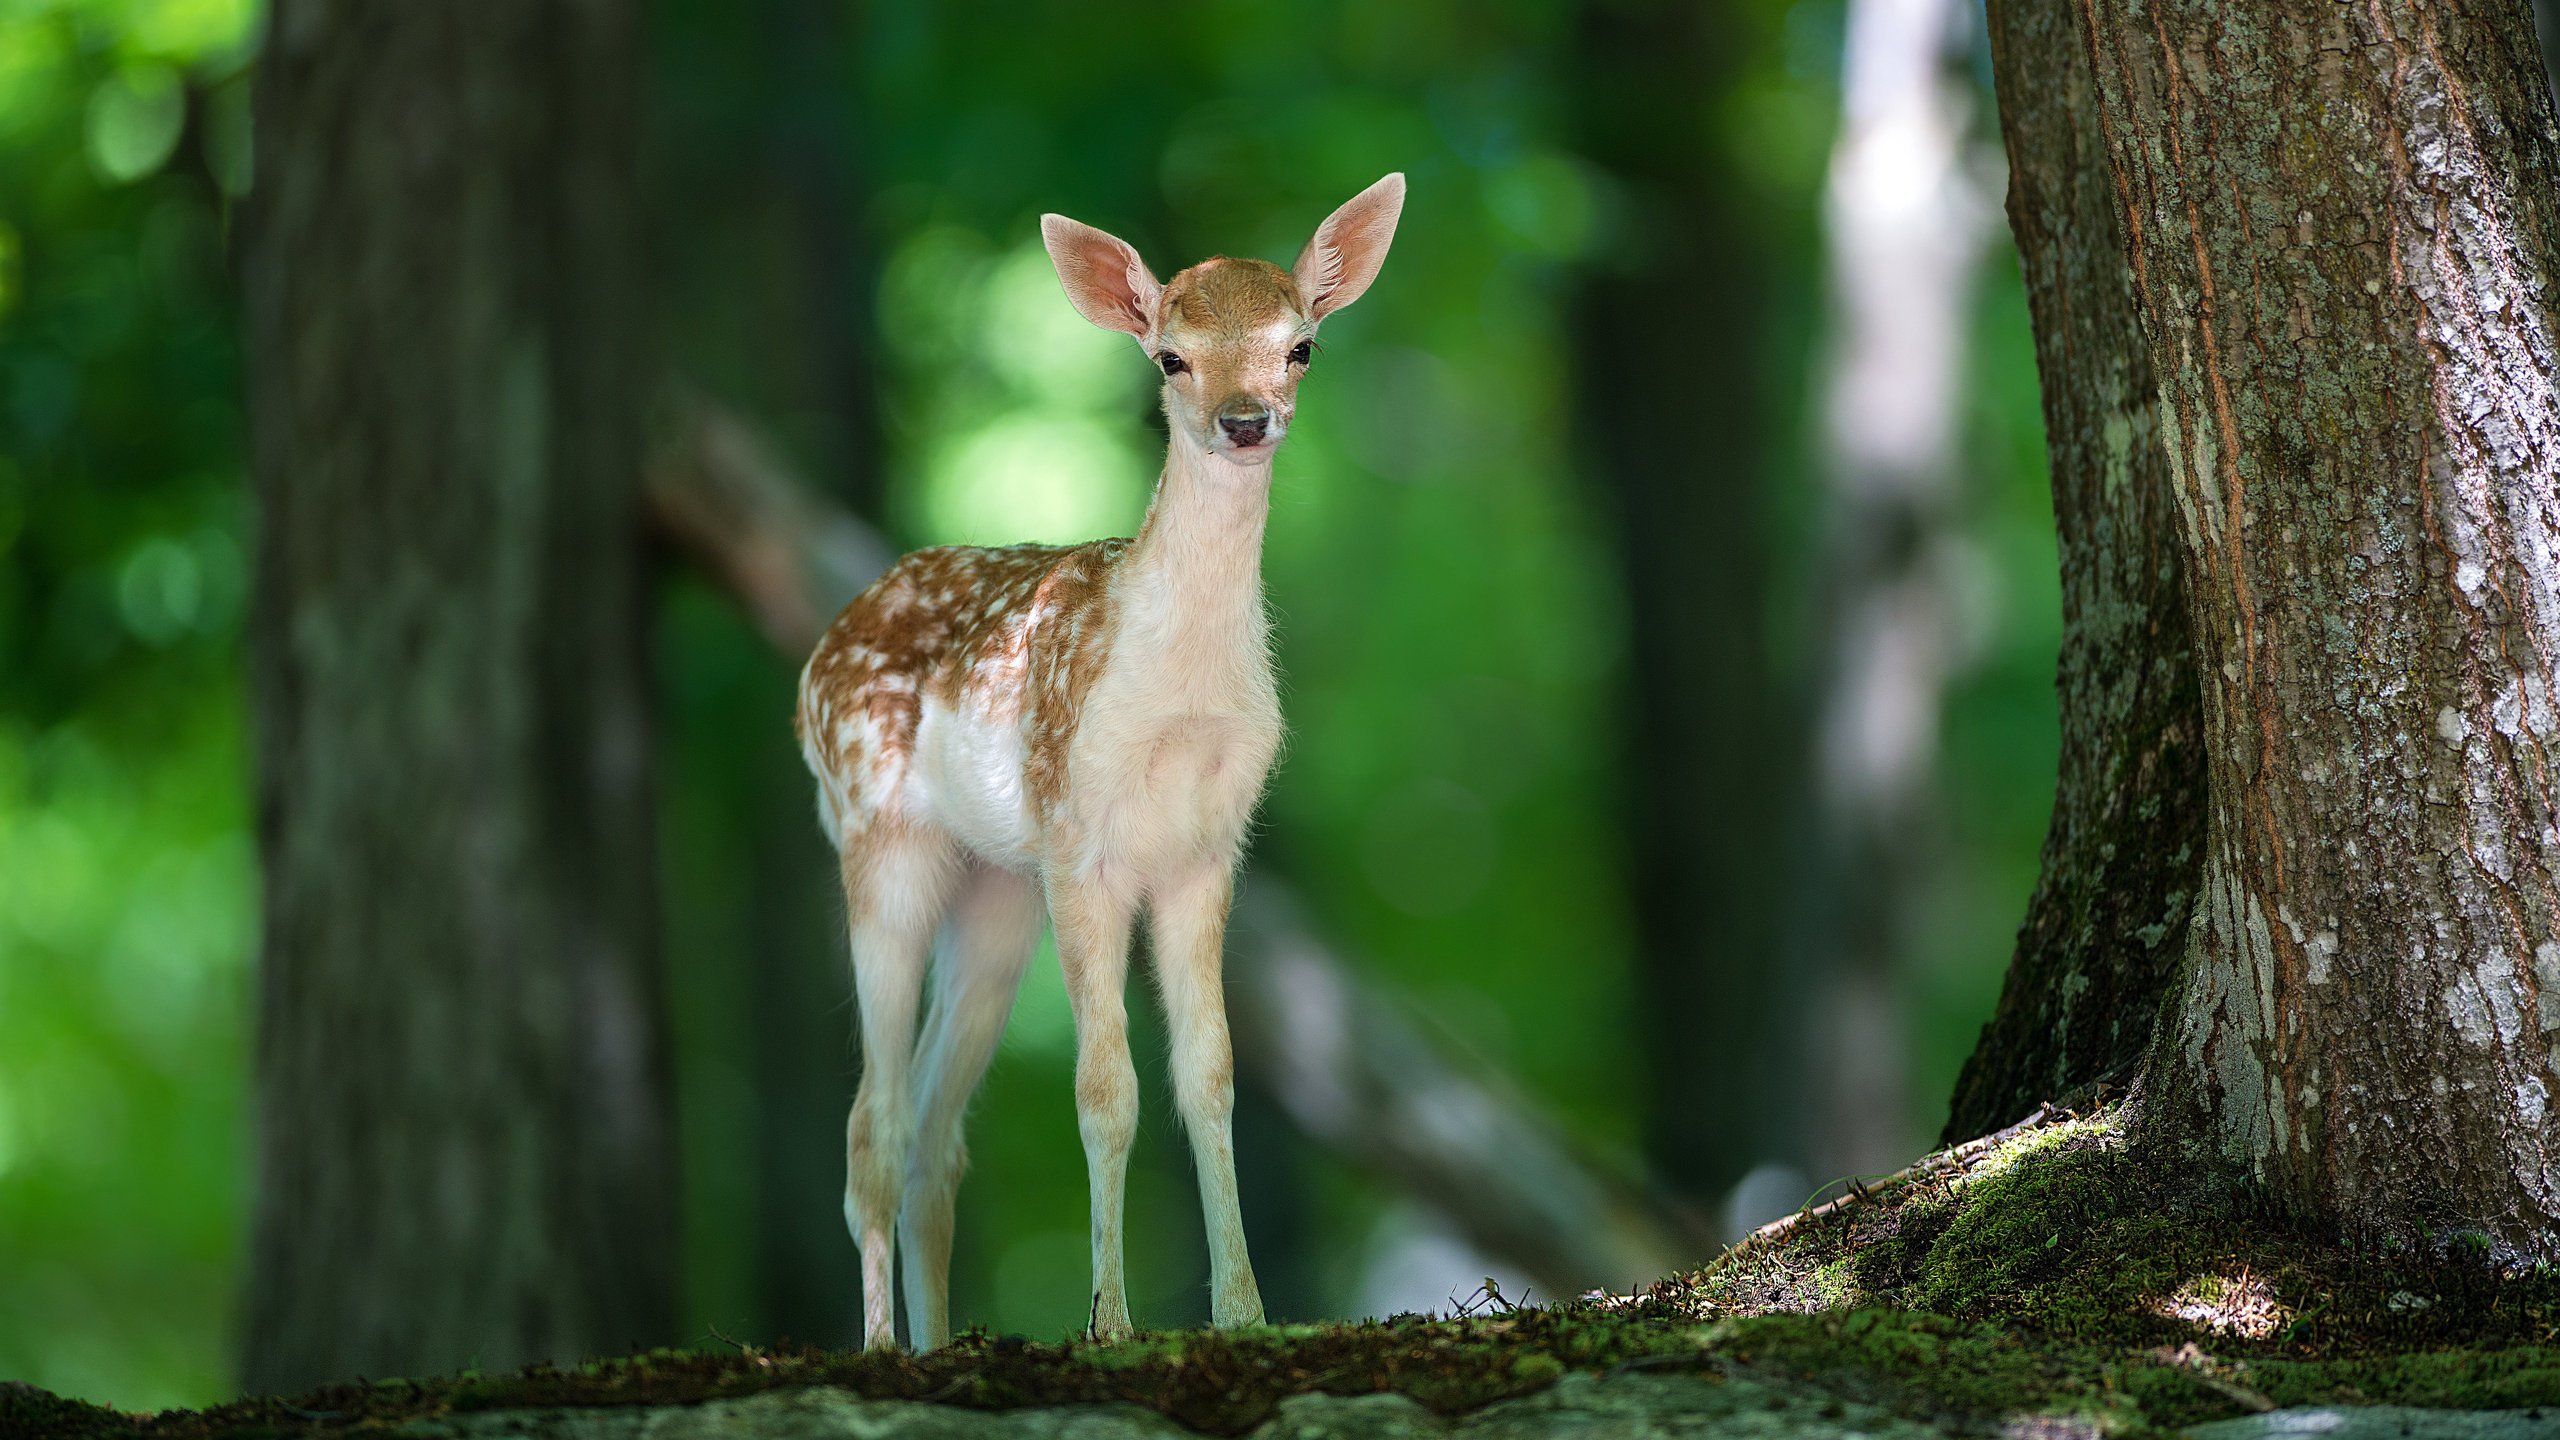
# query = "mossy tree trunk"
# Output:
<box><xmin>2076</xmin><ymin>0</ymin><xmax>2560</xmax><ymax>1262</ymax></box>
<box><xmin>242</xmin><ymin>0</ymin><xmax>677</xmax><ymax>1392</ymax></box>
<box><xmin>1969</xmin><ymin>0</ymin><xmax>2560</xmax><ymax>1259</ymax></box>
<box><xmin>1941</xmin><ymin>0</ymin><xmax>2210</xmax><ymax>1144</ymax></box>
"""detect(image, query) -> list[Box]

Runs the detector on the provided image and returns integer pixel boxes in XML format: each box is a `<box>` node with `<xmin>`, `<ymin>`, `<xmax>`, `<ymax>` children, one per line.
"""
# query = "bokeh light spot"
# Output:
<box><xmin>85</xmin><ymin>64</ymin><xmax>185</xmax><ymax>184</ymax></box>
<box><xmin>920</xmin><ymin>413</ymin><xmax>1145</xmax><ymax>547</ymax></box>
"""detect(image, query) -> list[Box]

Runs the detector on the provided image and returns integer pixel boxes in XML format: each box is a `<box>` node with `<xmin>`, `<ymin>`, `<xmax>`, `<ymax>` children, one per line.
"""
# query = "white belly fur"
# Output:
<box><xmin>913</xmin><ymin>696</ymin><xmax>1040</xmax><ymax>871</ymax></box>
<box><xmin>911</xmin><ymin>678</ymin><xmax>1279</xmax><ymax>887</ymax></box>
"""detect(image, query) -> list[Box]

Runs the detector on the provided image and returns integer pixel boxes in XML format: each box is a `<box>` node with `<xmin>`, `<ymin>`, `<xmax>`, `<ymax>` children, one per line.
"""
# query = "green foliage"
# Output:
<box><xmin>0</xmin><ymin>0</ymin><xmax>260</xmax><ymax>1412</ymax></box>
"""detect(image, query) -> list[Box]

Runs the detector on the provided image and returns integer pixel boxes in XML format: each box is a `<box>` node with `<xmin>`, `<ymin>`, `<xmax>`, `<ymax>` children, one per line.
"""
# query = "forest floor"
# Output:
<box><xmin>11</xmin><ymin>1108</ymin><xmax>2560</xmax><ymax>1438</ymax></box>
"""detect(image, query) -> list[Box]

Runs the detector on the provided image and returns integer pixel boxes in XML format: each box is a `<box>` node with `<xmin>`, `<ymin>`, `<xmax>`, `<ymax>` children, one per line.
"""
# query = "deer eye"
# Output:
<box><xmin>1288</xmin><ymin>341</ymin><xmax>1314</xmax><ymax>366</ymax></box>
<box><xmin>1156</xmin><ymin>351</ymin><xmax>1187</xmax><ymax>375</ymax></box>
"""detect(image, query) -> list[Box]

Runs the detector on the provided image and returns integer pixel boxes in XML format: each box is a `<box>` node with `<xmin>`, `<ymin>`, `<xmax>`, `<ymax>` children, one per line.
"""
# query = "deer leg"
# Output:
<box><xmin>841</xmin><ymin>830</ymin><xmax>955</xmax><ymax>1350</ymax></box>
<box><xmin>1149</xmin><ymin>862</ymin><xmax>1265</xmax><ymax>1328</ymax></box>
<box><xmin>899</xmin><ymin>864</ymin><xmax>1043</xmax><ymax>1351</ymax></box>
<box><xmin>1048</xmin><ymin>871</ymin><xmax>1140</xmax><ymax>1341</ymax></box>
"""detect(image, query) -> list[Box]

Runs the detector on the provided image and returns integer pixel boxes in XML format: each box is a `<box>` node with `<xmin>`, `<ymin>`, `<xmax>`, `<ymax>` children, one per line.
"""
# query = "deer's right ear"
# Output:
<box><xmin>1041</xmin><ymin>215</ymin><xmax>1162</xmax><ymax>340</ymax></box>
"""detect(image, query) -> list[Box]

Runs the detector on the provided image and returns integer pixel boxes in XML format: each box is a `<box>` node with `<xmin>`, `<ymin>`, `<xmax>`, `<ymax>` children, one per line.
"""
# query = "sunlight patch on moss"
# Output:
<box><xmin>2154</xmin><ymin>1271</ymin><xmax>2287</xmax><ymax>1341</ymax></box>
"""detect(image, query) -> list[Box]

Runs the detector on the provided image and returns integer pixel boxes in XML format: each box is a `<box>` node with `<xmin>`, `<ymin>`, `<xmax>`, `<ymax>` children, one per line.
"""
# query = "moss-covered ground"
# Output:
<box><xmin>1618</xmin><ymin>1108</ymin><xmax>2560</xmax><ymax>1433</ymax></box>
<box><xmin>11</xmin><ymin>1109</ymin><xmax>2557</xmax><ymax>1437</ymax></box>
<box><xmin>3</xmin><ymin>1311</ymin><xmax>1685</xmax><ymax>1439</ymax></box>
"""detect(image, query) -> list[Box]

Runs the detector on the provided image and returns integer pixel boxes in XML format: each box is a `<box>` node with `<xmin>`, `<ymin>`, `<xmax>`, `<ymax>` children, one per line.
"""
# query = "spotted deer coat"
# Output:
<box><xmin>795</xmin><ymin>472</ymin><xmax>1282</xmax><ymax>896</ymax></box>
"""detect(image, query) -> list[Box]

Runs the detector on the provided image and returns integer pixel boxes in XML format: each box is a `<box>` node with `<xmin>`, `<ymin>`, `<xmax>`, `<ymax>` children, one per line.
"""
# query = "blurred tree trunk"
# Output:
<box><xmin>1571</xmin><ymin>0</ymin><xmax>1806</xmax><ymax>1211</ymax></box>
<box><xmin>1939</xmin><ymin>0</ymin><xmax>2208</xmax><ymax>1142</ymax></box>
<box><xmin>241</xmin><ymin>0</ymin><xmax>675</xmax><ymax>1393</ymax></box>
<box><xmin>2081</xmin><ymin>0</ymin><xmax>2560</xmax><ymax>1262</ymax></box>
<box><xmin>743</xmin><ymin>0</ymin><xmax>882</xmax><ymax>1348</ymax></box>
<box><xmin>1797</xmin><ymin>0</ymin><xmax>1997</xmax><ymax>1185</ymax></box>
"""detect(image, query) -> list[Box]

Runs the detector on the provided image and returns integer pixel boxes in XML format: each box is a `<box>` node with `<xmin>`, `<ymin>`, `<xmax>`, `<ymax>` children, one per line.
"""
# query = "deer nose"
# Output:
<box><xmin>1217</xmin><ymin>405</ymin><xmax>1270</xmax><ymax>446</ymax></box>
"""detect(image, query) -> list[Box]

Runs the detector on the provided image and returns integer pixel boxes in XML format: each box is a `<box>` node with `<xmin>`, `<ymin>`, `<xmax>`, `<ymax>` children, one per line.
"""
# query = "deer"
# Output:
<box><xmin>795</xmin><ymin>175</ymin><xmax>1405</xmax><ymax>1351</ymax></box>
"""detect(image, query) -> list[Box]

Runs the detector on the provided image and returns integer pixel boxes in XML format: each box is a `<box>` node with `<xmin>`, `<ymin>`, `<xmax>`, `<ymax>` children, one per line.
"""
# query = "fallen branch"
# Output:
<box><xmin>641</xmin><ymin>385</ymin><xmax>1714</xmax><ymax>1297</ymax></box>
<box><xmin>1736</xmin><ymin>1101</ymin><xmax>2063</xmax><ymax>1251</ymax></box>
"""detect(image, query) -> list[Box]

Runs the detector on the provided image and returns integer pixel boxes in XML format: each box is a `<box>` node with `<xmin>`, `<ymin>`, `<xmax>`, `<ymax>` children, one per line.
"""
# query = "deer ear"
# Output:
<box><xmin>1294</xmin><ymin>173</ymin><xmax>1405</xmax><ymax>320</ymax></box>
<box><xmin>1041</xmin><ymin>214</ymin><xmax>1162</xmax><ymax>339</ymax></box>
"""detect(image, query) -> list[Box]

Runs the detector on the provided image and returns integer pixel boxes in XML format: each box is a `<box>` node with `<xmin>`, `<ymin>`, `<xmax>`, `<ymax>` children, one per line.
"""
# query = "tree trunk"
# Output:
<box><xmin>1940</xmin><ymin>0</ymin><xmax>2210</xmax><ymax>1143</ymax></box>
<box><xmin>242</xmin><ymin>0</ymin><xmax>676</xmax><ymax>1392</ymax></box>
<box><xmin>746</xmin><ymin>0</ymin><xmax>885</xmax><ymax>1348</ymax></box>
<box><xmin>1572</xmin><ymin>0</ymin><xmax>1808</xmax><ymax>1210</ymax></box>
<box><xmin>2078</xmin><ymin>0</ymin><xmax>2560</xmax><ymax>1260</ymax></box>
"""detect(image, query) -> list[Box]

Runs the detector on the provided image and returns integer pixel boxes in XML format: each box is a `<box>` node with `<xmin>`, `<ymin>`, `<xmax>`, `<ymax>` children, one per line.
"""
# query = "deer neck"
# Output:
<box><xmin>1113</xmin><ymin>429</ymin><xmax>1272</xmax><ymax>672</ymax></box>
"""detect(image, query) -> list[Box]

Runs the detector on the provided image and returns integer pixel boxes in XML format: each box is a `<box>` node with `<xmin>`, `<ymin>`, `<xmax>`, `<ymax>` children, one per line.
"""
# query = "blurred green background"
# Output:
<box><xmin>0</xmin><ymin>0</ymin><xmax>2059</xmax><ymax>1410</ymax></box>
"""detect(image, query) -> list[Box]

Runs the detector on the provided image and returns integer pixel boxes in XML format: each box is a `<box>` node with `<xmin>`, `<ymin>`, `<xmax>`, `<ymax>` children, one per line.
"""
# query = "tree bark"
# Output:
<box><xmin>2077</xmin><ymin>0</ymin><xmax>2560</xmax><ymax>1260</ymax></box>
<box><xmin>1940</xmin><ymin>0</ymin><xmax>2210</xmax><ymax>1143</ymax></box>
<box><xmin>242</xmin><ymin>0</ymin><xmax>676</xmax><ymax>1391</ymax></box>
<box><xmin>744</xmin><ymin>0</ymin><xmax>889</xmax><ymax>1347</ymax></box>
<box><xmin>1572</xmin><ymin>0</ymin><xmax>1807</xmax><ymax>1210</ymax></box>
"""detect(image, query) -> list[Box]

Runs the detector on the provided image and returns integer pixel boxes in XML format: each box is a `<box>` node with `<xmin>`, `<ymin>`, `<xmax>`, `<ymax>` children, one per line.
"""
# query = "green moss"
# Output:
<box><xmin>2249</xmin><ymin>1349</ymin><xmax>2560</xmax><ymax>1410</ymax></box>
<box><xmin>1912</xmin><ymin>1129</ymin><xmax>2189</xmax><ymax>1334</ymax></box>
<box><xmin>1508</xmin><ymin>1352</ymin><xmax>1565</xmax><ymax>1384</ymax></box>
<box><xmin>1634</xmin><ymin>1104</ymin><xmax>2560</xmax><ymax>1430</ymax></box>
<box><xmin>25</xmin><ymin>1311</ymin><xmax>1711</xmax><ymax>1440</ymax></box>
<box><xmin>24</xmin><ymin>1106</ymin><xmax>2560</xmax><ymax>1438</ymax></box>
<box><xmin>1704</xmin><ymin>1310</ymin><xmax>2185</xmax><ymax>1433</ymax></box>
<box><xmin>1808</xmin><ymin>1256</ymin><xmax>1857</xmax><ymax>1309</ymax></box>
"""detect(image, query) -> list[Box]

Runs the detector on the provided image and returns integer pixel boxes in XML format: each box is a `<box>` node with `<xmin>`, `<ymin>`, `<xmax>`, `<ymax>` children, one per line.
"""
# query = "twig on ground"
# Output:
<box><xmin>1738</xmin><ymin>1102</ymin><xmax>2062</xmax><ymax>1250</ymax></box>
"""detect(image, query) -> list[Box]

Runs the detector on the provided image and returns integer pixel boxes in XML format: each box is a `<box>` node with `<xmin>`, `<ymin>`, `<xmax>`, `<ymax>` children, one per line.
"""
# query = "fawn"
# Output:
<box><xmin>796</xmin><ymin>175</ymin><xmax>1405</xmax><ymax>1349</ymax></box>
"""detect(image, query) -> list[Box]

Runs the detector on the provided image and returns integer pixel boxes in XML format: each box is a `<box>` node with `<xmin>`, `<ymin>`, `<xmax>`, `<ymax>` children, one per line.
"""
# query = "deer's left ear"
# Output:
<box><xmin>1041</xmin><ymin>214</ymin><xmax>1163</xmax><ymax>339</ymax></box>
<box><xmin>1294</xmin><ymin>173</ymin><xmax>1405</xmax><ymax>321</ymax></box>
